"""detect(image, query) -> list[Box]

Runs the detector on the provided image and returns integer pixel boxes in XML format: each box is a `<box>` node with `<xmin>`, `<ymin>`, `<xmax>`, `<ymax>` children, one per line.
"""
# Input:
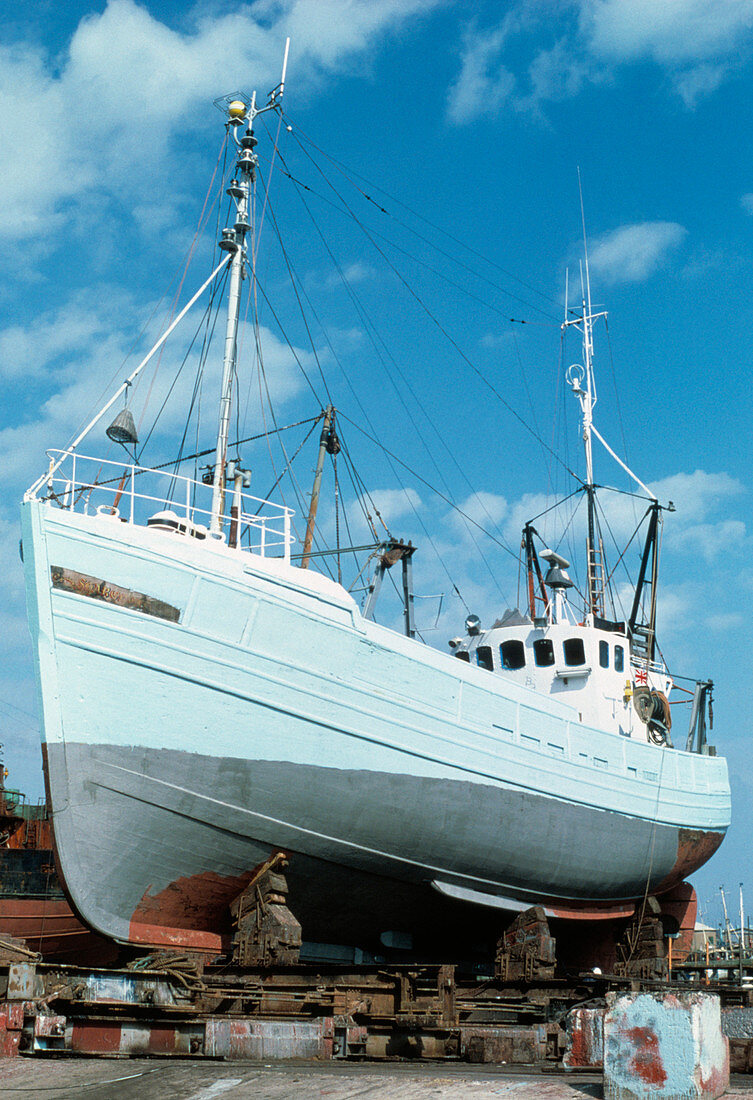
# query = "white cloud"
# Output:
<box><xmin>741</xmin><ymin>193</ymin><xmax>753</xmax><ymax>215</ymax></box>
<box><xmin>674</xmin><ymin>62</ymin><xmax>728</xmax><ymax>107</ymax></box>
<box><xmin>0</xmin><ymin>0</ymin><xmax>441</xmax><ymax>244</ymax></box>
<box><xmin>446</xmin><ymin>21</ymin><xmax>517</xmax><ymax>124</ymax></box>
<box><xmin>0</xmin><ymin>298</ymin><xmax>310</xmax><ymax>485</ymax></box>
<box><xmin>0</xmin><ymin>293</ymin><xmax>132</xmax><ymax>381</ymax></box>
<box><xmin>649</xmin><ymin>469</ymin><xmax>745</xmax><ymax>521</ymax></box>
<box><xmin>447</xmin><ymin>1</ymin><xmax>753</xmax><ymax>120</ymax></box>
<box><xmin>451</xmin><ymin>489</ymin><xmax>509</xmax><ymax>538</ymax></box>
<box><xmin>362</xmin><ymin>487</ymin><xmax>422</xmax><ymax>526</ymax></box>
<box><xmin>680</xmin><ymin>519</ymin><xmax>748</xmax><ymax>562</ymax></box>
<box><xmin>480</xmin><ymin>331</ymin><xmax>515</xmax><ymax>349</ymax></box>
<box><xmin>526</xmin><ymin>38</ymin><xmax>591</xmax><ymax>103</ymax></box>
<box><xmin>586</xmin><ymin>221</ymin><xmax>687</xmax><ymax>284</ymax></box>
<box><xmin>706</xmin><ymin>610</ymin><xmax>744</xmax><ymax>632</ymax></box>
<box><xmin>580</xmin><ymin>0</ymin><xmax>753</xmax><ymax>65</ymax></box>
<box><xmin>324</xmin><ymin>262</ymin><xmax>375</xmax><ymax>289</ymax></box>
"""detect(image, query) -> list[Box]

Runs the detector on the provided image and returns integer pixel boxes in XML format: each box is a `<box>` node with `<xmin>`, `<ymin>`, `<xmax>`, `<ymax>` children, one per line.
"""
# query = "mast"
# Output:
<box><xmin>564</xmin><ymin>281</ymin><xmax>607</xmax><ymax>623</ymax></box>
<box><xmin>209</xmin><ymin>45</ymin><xmax>290</xmax><ymax>537</ymax></box>
<box><xmin>300</xmin><ymin>405</ymin><xmax>339</xmax><ymax>569</ymax></box>
<box><xmin>628</xmin><ymin>500</ymin><xmax>662</xmax><ymax>663</ymax></box>
<box><xmin>721</xmin><ymin>886</ymin><xmax>733</xmax><ymax>954</ymax></box>
<box><xmin>210</xmin><ymin>99</ymin><xmax>254</xmax><ymax>536</ymax></box>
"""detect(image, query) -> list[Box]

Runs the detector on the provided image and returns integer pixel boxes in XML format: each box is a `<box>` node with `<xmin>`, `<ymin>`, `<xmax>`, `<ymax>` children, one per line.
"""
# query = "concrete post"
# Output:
<box><xmin>604</xmin><ymin>991</ymin><xmax>729</xmax><ymax>1100</ymax></box>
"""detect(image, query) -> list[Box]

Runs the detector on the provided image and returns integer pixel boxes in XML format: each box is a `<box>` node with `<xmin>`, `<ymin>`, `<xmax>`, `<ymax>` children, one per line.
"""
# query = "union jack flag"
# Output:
<box><xmin>634</xmin><ymin>669</ymin><xmax>647</xmax><ymax>685</ymax></box>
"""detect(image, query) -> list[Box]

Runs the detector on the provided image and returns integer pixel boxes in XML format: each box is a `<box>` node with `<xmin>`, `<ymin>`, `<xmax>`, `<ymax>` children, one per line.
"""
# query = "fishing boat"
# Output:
<box><xmin>20</xmin><ymin>74</ymin><xmax>730</xmax><ymax>962</ymax></box>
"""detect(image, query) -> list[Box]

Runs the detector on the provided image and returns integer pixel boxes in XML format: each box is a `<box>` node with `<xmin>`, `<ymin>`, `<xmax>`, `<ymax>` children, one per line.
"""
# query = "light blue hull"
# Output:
<box><xmin>21</xmin><ymin>499</ymin><xmax>730</xmax><ymax>951</ymax></box>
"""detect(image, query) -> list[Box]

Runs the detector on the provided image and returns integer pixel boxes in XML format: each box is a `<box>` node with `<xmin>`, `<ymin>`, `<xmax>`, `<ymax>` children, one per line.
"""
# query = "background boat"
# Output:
<box><xmin>0</xmin><ymin>754</ymin><xmax>117</xmax><ymax>964</ymax></box>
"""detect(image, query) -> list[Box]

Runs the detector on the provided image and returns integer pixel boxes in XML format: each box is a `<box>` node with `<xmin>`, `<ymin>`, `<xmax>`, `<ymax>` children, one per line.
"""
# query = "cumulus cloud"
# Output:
<box><xmin>585</xmin><ymin>221</ymin><xmax>687</xmax><ymax>284</ymax></box>
<box><xmin>677</xmin><ymin>519</ymin><xmax>747</xmax><ymax>562</ymax></box>
<box><xmin>361</xmin><ymin>487</ymin><xmax>422</xmax><ymax>526</ymax></box>
<box><xmin>580</xmin><ymin>0</ymin><xmax>753</xmax><ymax>65</ymax></box>
<box><xmin>649</xmin><ymin>468</ymin><xmax>745</xmax><ymax>520</ymax></box>
<box><xmin>446</xmin><ymin>20</ymin><xmax>517</xmax><ymax>124</ymax></box>
<box><xmin>447</xmin><ymin>0</ymin><xmax>753</xmax><ymax>121</ymax></box>
<box><xmin>673</xmin><ymin>62</ymin><xmax>728</xmax><ymax>107</ymax></box>
<box><xmin>460</xmin><ymin>490</ymin><xmax>508</xmax><ymax>527</ymax></box>
<box><xmin>0</xmin><ymin>299</ymin><xmax>310</xmax><ymax>484</ymax></box>
<box><xmin>324</xmin><ymin>262</ymin><xmax>375</xmax><ymax>290</ymax></box>
<box><xmin>0</xmin><ymin>0</ymin><xmax>441</xmax><ymax>243</ymax></box>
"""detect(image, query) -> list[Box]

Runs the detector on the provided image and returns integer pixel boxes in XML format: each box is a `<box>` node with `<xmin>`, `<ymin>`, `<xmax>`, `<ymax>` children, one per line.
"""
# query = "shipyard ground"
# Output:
<box><xmin>0</xmin><ymin>1060</ymin><xmax>751</xmax><ymax>1099</ymax></box>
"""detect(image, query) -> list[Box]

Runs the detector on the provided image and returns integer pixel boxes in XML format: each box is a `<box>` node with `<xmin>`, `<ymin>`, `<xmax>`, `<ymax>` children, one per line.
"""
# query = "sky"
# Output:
<box><xmin>1</xmin><ymin>0</ymin><xmax>753</xmax><ymax>936</ymax></box>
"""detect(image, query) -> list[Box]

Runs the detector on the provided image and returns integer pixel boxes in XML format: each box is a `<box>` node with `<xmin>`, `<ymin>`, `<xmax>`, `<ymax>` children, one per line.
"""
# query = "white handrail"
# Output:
<box><xmin>33</xmin><ymin>450</ymin><xmax>295</xmax><ymax>562</ymax></box>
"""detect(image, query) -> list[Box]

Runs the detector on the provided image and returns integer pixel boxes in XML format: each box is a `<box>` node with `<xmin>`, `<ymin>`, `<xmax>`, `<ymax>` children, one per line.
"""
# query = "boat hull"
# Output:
<box><xmin>43</xmin><ymin>738</ymin><xmax>723</xmax><ymax>956</ymax></box>
<box><xmin>21</xmin><ymin>499</ymin><xmax>731</xmax><ymax>954</ymax></box>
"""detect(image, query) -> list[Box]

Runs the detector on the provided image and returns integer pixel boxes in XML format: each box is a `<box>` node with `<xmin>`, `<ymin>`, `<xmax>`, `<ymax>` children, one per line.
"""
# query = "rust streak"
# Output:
<box><xmin>654</xmin><ymin>828</ymin><xmax>726</xmax><ymax>895</ymax></box>
<box><xmin>51</xmin><ymin>566</ymin><xmax>180</xmax><ymax>622</ymax></box>
<box><xmin>127</xmin><ymin>862</ymin><xmax>274</xmax><ymax>950</ymax></box>
<box><xmin>625</xmin><ymin>1025</ymin><xmax>668</xmax><ymax>1087</ymax></box>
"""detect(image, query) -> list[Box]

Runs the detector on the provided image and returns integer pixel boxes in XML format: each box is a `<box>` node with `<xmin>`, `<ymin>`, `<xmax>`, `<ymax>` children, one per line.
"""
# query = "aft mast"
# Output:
<box><xmin>563</xmin><ymin>218</ymin><xmax>666</xmax><ymax>672</ymax></box>
<box><xmin>563</xmin><ymin>272</ymin><xmax>608</xmax><ymax>625</ymax></box>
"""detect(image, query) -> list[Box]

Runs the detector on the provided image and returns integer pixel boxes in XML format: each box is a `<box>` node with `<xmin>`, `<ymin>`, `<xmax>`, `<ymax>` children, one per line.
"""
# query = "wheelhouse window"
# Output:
<box><xmin>563</xmin><ymin>638</ymin><xmax>586</xmax><ymax>666</ymax></box>
<box><xmin>533</xmin><ymin>638</ymin><xmax>554</xmax><ymax>667</ymax></box>
<box><xmin>476</xmin><ymin>645</ymin><xmax>494</xmax><ymax>671</ymax></box>
<box><xmin>455</xmin><ymin>650</ymin><xmax>470</xmax><ymax>662</ymax></box>
<box><xmin>500</xmin><ymin>640</ymin><xmax>525</xmax><ymax>670</ymax></box>
<box><xmin>614</xmin><ymin>645</ymin><xmax>624</xmax><ymax>672</ymax></box>
<box><xmin>599</xmin><ymin>640</ymin><xmax>609</xmax><ymax>668</ymax></box>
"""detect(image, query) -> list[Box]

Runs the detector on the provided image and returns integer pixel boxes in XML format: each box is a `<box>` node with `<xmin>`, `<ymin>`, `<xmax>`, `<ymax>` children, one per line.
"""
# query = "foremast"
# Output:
<box><xmin>209</xmin><ymin>99</ymin><xmax>255</xmax><ymax>536</ymax></box>
<box><xmin>209</xmin><ymin>47</ymin><xmax>289</xmax><ymax>537</ymax></box>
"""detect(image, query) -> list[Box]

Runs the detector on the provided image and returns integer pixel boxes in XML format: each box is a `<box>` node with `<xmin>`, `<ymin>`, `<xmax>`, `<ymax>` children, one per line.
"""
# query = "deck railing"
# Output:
<box><xmin>27</xmin><ymin>450</ymin><xmax>294</xmax><ymax>562</ymax></box>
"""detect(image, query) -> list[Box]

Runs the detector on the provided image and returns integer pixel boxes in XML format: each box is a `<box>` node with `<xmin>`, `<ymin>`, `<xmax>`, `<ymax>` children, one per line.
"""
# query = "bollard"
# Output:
<box><xmin>604</xmin><ymin>991</ymin><xmax>729</xmax><ymax>1100</ymax></box>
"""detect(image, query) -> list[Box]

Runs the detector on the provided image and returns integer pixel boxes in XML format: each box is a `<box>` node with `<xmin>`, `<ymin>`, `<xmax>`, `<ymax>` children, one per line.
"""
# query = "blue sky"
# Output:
<box><xmin>2</xmin><ymin>0</ymin><xmax>752</xmax><ymax>934</ymax></box>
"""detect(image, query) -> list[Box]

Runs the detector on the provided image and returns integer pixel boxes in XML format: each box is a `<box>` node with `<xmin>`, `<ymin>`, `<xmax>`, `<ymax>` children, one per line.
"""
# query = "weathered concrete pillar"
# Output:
<box><xmin>563</xmin><ymin>1006</ymin><xmax>604</xmax><ymax>1070</ymax></box>
<box><xmin>604</xmin><ymin>991</ymin><xmax>729</xmax><ymax>1100</ymax></box>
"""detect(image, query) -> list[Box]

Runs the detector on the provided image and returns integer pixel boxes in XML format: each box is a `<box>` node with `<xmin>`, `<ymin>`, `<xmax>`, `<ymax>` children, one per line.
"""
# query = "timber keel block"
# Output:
<box><xmin>604</xmin><ymin>991</ymin><xmax>729</xmax><ymax>1100</ymax></box>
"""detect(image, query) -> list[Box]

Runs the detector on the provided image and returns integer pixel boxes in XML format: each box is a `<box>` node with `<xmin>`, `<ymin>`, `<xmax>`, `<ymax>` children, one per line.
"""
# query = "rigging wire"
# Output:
<box><xmin>136</xmin><ymin>132</ymin><xmax>230</xmax><ymax>433</ymax></box>
<box><xmin>264</xmin><ymin>146</ymin><xmax>518</xmax><ymax>583</ymax></box>
<box><xmin>604</xmin><ymin>318</ymin><xmax>640</xmax><ymax>532</ymax></box>
<box><xmin>137</xmin><ymin>266</ymin><xmax>229</xmax><ymax>462</ymax></box>
<box><xmin>65</xmin><ymin>133</ymin><xmax>230</xmax><ymax>455</ymax></box>
<box><xmin>252</xmin><ymin>415</ymin><xmax>322</xmax><ymax>513</ymax></box>
<box><xmin>281</xmin><ymin>113</ymin><xmax>563</xmax><ymax>314</ymax></box>
<box><xmin>271</xmin><ymin>155</ymin><xmax>558</xmax><ymax>327</ymax></box>
<box><xmin>593</xmin><ymin>492</ymin><xmax>636</xmax><ymax>623</ymax></box>
<box><xmin>255</xmin><ymin>162</ymin><xmax>332</xmax><ymax>403</ymax></box>
<box><xmin>286</xmin><ymin>133</ymin><xmax>584</xmax><ymax>490</ymax></box>
<box><xmin>249</xmin><ymin>172</ymin><xmax>477</xmax><ymax>606</ymax></box>
<box><xmin>335</xmin><ymin>421</ymin><xmax>470</xmax><ymax>614</ymax></box>
<box><xmin>254</xmin><ymin>325</ymin><xmax>336</xmax><ymax>578</ymax></box>
<box><xmin>338</xmin><ymin>413</ymin><xmax>518</xmax><ymax>560</ymax></box>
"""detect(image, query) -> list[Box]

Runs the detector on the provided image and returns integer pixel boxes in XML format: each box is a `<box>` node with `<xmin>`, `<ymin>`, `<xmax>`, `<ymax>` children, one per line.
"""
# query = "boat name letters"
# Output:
<box><xmin>50</xmin><ymin>566</ymin><xmax>181</xmax><ymax>623</ymax></box>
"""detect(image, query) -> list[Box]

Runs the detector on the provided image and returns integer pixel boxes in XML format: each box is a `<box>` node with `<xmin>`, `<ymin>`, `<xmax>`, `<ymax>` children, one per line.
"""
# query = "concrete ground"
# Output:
<box><xmin>1</xmin><ymin>1061</ymin><xmax>753</xmax><ymax>1099</ymax></box>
